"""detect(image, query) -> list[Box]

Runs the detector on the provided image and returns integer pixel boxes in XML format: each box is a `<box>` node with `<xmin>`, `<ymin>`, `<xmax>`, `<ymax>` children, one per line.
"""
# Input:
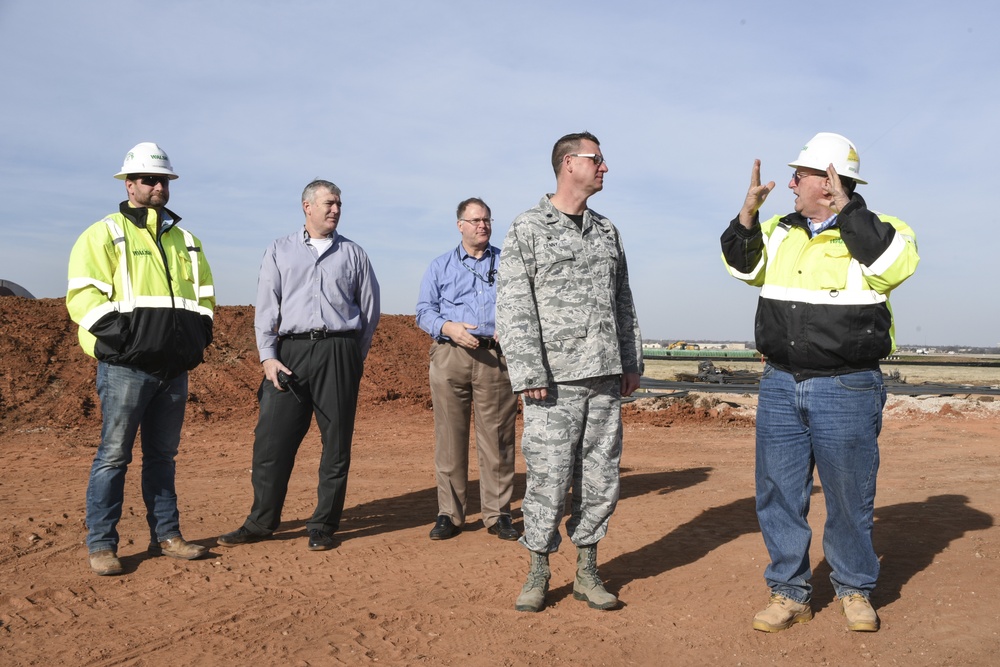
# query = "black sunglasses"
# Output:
<box><xmin>132</xmin><ymin>174</ymin><xmax>171</xmax><ymax>187</ymax></box>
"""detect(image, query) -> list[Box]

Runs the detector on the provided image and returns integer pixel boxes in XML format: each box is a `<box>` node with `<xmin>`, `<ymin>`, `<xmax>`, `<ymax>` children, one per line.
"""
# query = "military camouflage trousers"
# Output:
<box><xmin>518</xmin><ymin>375</ymin><xmax>623</xmax><ymax>553</ymax></box>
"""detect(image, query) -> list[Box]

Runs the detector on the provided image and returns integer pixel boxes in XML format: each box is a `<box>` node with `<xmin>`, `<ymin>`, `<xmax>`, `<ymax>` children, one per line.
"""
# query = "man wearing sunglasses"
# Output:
<box><xmin>67</xmin><ymin>142</ymin><xmax>216</xmax><ymax>576</ymax></box>
<box><xmin>496</xmin><ymin>131</ymin><xmax>643</xmax><ymax>612</ymax></box>
<box><xmin>416</xmin><ymin>197</ymin><xmax>519</xmax><ymax>543</ymax></box>
<box><xmin>721</xmin><ymin>133</ymin><xmax>919</xmax><ymax>633</ymax></box>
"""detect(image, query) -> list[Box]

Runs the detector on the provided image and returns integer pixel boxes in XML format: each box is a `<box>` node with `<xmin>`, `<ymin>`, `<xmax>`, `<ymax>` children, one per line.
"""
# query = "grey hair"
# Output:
<box><xmin>302</xmin><ymin>179</ymin><xmax>342</xmax><ymax>203</ymax></box>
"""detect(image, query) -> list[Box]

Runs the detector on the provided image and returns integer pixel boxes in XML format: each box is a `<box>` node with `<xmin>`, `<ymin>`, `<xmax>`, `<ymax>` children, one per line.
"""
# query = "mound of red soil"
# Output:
<box><xmin>0</xmin><ymin>297</ymin><xmax>750</xmax><ymax>441</ymax></box>
<box><xmin>0</xmin><ymin>297</ymin><xmax>431</xmax><ymax>436</ymax></box>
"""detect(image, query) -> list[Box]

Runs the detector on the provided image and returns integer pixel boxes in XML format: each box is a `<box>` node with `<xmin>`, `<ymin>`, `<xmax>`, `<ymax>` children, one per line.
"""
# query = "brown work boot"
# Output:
<box><xmin>752</xmin><ymin>593</ymin><xmax>813</xmax><ymax>632</ymax></box>
<box><xmin>840</xmin><ymin>593</ymin><xmax>879</xmax><ymax>632</ymax></box>
<box><xmin>89</xmin><ymin>550</ymin><xmax>123</xmax><ymax>576</ymax></box>
<box><xmin>573</xmin><ymin>544</ymin><xmax>618</xmax><ymax>610</ymax></box>
<box><xmin>514</xmin><ymin>551</ymin><xmax>550</xmax><ymax>612</ymax></box>
<box><xmin>148</xmin><ymin>536</ymin><xmax>207</xmax><ymax>560</ymax></box>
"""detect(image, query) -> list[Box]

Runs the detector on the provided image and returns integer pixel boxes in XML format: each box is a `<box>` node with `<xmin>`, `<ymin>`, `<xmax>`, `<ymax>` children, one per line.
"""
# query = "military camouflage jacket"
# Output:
<box><xmin>496</xmin><ymin>195</ymin><xmax>643</xmax><ymax>391</ymax></box>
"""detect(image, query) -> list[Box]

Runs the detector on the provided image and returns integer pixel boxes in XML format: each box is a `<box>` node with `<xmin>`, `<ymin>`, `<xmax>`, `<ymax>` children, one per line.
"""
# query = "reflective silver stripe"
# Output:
<box><xmin>726</xmin><ymin>227</ymin><xmax>779</xmax><ymax>281</ymax></box>
<box><xmin>863</xmin><ymin>231</ymin><xmax>909</xmax><ymax>277</ymax></box>
<box><xmin>763</xmin><ymin>225</ymin><xmax>790</xmax><ymax>272</ymax></box>
<box><xmin>68</xmin><ymin>276</ymin><xmax>113</xmax><ymax>295</ymax></box>
<box><xmin>180</xmin><ymin>227</ymin><xmax>211</xmax><ymax>316</ymax></box>
<box><xmin>846</xmin><ymin>258</ymin><xmax>864</xmax><ymax>291</ymax></box>
<box><xmin>727</xmin><ymin>255</ymin><xmax>764</xmax><ymax>281</ymax></box>
<box><xmin>182</xmin><ymin>228</ymin><xmax>200</xmax><ymax>300</ymax></box>
<box><xmin>102</xmin><ymin>217</ymin><xmax>132</xmax><ymax>305</ymax></box>
<box><xmin>80</xmin><ymin>296</ymin><xmax>211</xmax><ymax>326</ymax></box>
<box><xmin>78</xmin><ymin>300</ymin><xmax>121</xmax><ymax>329</ymax></box>
<box><xmin>131</xmin><ymin>295</ymin><xmax>207</xmax><ymax>311</ymax></box>
<box><xmin>760</xmin><ymin>283</ymin><xmax>887</xmax><ymax>305</ymax></box>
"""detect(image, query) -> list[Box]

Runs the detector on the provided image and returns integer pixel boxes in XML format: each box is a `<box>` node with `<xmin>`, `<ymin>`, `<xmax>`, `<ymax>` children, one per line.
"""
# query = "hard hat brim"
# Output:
<box><xmin>787</xmin><ymin>160</ymin><xmax>867</xmax><ymax>185</ymax></box>
<box><xmin>114</xmin><ymin>169</ymin><xmax>179</xmax><ymax>180</ymax></box>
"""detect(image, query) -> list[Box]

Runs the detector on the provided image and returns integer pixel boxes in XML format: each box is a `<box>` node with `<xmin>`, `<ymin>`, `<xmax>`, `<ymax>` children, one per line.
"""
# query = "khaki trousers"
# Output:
<box><xmin>429</xmin><ymin>341</ymin><xmax>518</xmax><ymax>527</ymax></box>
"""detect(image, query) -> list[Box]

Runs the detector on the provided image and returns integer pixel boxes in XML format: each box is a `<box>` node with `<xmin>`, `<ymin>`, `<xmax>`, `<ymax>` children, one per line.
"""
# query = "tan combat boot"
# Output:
<box><xmin>573</xmin><ymin>544</ymin><xmax>618</xmax><ymax>610</ymax></box>
<box><xmin>752</xmin><ymin>593</ymin><xmax>813</xmax><ymax>632</ymax></box>
<box><xmin>840</xmin><ymin>593</ymin><xmax>879</xmax><ymax>632</ymax></box>
<box><xmin>514</xmin><ymin>551</ymin><xmax>550</xmax><ymax>612</ymax></box>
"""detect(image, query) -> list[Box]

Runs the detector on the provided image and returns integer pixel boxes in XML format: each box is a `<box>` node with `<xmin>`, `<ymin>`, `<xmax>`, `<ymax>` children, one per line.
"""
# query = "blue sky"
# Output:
<box><xmin>2</xmin><ymin>1</ymin><xmax>997</xmax><ymax>347</ymax></box>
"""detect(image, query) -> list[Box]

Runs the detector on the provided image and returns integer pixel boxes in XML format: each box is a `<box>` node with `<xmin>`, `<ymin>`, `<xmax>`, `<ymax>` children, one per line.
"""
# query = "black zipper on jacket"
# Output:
<box><xmin>119</xmin><ymin>201</ymin><xmax>181</xmax><ymax>304</ymax></box>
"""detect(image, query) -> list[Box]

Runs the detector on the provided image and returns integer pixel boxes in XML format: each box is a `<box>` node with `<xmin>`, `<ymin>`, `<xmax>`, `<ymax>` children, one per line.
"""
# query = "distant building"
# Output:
<box><xmin>642</xmin><ymin>341</ymin><xmax>750</xmax><ymax>351</ymax></box>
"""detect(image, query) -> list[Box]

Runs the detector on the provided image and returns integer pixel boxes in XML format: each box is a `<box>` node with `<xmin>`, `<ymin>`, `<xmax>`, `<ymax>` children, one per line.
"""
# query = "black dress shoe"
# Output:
<box><xmin>217</xmin><ymin>526</ymin><xmax>269</xmax><ymax>547</ymax></box>
<box><xmin>309</xmin><ymin>528</ymin><xmax>337</xmax><ymax>551</ymax></box>
<box><xmin>487</xmin><ymin>515</ymin><xmax>520</xmax><ymax>541</ymax></box>
<box><xmin>429</xmin><ymin>515</ymin><xmax>460</xmax><ymax>540</ymax></box>
<box><xmin>308</xmin><ymin>529</ymin><xmax>336</xmax><ymax>551</ymax></box>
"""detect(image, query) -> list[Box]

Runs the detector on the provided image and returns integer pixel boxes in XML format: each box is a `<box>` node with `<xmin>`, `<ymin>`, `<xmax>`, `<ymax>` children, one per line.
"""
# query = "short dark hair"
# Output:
<box><xmin>551</xmin><ymin>131</ymin><xmax>600</xmax><ymax>176</ymax></box>
<box><xmin>302</xmin><ymin>179</ymin><xmax>341</xmax><ymax>203</ymax></box>
<box><xmin>456</xmin><ymin>197</ymin><xmax>490</xmax><ymax>220</ymax></box>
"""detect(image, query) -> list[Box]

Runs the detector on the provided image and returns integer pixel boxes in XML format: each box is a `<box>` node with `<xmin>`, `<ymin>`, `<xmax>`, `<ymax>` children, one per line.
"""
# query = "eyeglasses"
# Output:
<box><xmin>134</xmin><ymin>174</ymin><xmax>170</xmax><ymax>187</ymax></box>
<box><xmin>791</xmin><ymin>170</ymin><xmax>824</xmax><ymax>185</ymax></box>
<box><xmin>460</xmin><ymin>217</ymin><xmax>493</xmax><ymax>226</ymax></box>
<box><xmin>569</xmin><ymin>153</ymin><xmax>605</xmax><ymax>166</ymax></box>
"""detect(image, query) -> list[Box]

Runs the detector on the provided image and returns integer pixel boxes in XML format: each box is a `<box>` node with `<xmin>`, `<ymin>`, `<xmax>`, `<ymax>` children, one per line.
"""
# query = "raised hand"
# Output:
<box><xmin>739</xmin><ymin>159</ymin><xmax>775</xmax><ymax>229</ymax></box>
<box><xmin>822</xmin><ymin>163</ymin><xmax>851</xmax><ymax>214</ymax></box>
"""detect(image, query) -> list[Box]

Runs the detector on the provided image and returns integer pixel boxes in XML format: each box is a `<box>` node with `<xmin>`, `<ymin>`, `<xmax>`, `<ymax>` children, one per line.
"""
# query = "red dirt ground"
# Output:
<box><xmin>1</xmin><ymin>297</ymin><xmax>998</xmax><ymax>665</ymax></box>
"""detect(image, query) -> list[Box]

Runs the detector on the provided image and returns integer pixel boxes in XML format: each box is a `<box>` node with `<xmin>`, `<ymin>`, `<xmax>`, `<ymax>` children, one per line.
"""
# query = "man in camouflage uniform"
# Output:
<box><xmin>496</xmin><ymin>131</ymin><xmax>643</xmax><ymax>612</ymax></box>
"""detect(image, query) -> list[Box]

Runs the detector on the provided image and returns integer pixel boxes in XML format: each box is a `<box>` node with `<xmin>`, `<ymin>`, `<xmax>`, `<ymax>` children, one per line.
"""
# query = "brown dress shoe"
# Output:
<box><xmin>89</xmin><ymin>550</ymin><xmax>123</xmax><ymax>576</ymax></box>
<box><xmin>149</xmin><ymin>536</ymin><xmax>208</xmax><ymax>560</ymax></box>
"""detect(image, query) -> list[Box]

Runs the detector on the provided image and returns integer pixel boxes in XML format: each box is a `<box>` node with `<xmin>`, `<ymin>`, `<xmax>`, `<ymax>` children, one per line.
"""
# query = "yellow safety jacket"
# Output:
<box><xmin>721</xmin><ymin>193</ymin><xmax>919</xmax><ymax>379</ymax></box>
<box><xmin>67</xmin><ymin>201</ymin><xmax>215</xmax><ymax>379</ymax></box>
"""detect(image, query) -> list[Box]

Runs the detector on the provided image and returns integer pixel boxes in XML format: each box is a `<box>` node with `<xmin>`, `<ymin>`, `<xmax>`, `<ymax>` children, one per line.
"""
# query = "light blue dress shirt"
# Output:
<box><xmin>416</xmin><ymin>243</ymin><xmax>500</xmax><ymax>340</ymax></box>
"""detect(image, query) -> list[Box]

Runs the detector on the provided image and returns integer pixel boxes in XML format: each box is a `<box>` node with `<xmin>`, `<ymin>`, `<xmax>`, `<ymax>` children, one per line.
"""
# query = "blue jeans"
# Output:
<box><xmin>86</xmin><ymin>362</ymin><xmax>188</xmax><ymax>553</ymax></box>
<box><xmin>755</xmin><ymin>364</ymin><xmax>885</xmax><ymax>602</ymax></box>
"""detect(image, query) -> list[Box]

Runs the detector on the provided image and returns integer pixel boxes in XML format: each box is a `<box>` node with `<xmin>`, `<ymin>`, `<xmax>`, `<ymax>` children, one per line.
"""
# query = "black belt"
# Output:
<box><xmin>281</xmin><ymin>329</ymin><xmax>355</xmax><ymax>341</ymax></box>
<box><xmin>438</xmin><ymin>336</ymin><xmax>502</xmax><ymax>353</ymax></box>
<box><xmin>473</xmin><ymin>335</ymin><xmax>501</xmax><ymax>352</ymax></box>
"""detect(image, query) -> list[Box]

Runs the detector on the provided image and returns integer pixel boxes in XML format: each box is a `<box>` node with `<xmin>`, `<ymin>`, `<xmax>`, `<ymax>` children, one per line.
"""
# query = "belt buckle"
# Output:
<box><xmin>308</xmin><ymin>329</ymin><xmax>326</xmax><ymax>341</ymax></box>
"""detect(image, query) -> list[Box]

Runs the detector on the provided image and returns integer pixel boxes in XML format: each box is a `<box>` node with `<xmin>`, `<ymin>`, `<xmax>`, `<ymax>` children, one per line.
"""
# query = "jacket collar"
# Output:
<box><xmin>538</xmin><ymin>194</ymin><xmax>612</xmax><ymax>238</ymax></box>
<box><xmin>119</xmin><ymin>201</ymin><xmax>181</xmax><ymax>232</ymax></box>
<box><xmin>779</xmin><ymin>192</ymin><xmax>867</xmax><ymax>231</ymax></box>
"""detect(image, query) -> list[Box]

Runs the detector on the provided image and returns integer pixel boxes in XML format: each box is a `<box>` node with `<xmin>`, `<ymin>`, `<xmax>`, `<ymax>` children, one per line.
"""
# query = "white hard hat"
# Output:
<box><xmin>114</xmin><ymin>142</ymin><xmax>178</xmax><ymax>180</ymax></box>
<box><xmin>788</xmin><ymin>132</ymin><xmax>867</xmax><ymax>185</ymax></box>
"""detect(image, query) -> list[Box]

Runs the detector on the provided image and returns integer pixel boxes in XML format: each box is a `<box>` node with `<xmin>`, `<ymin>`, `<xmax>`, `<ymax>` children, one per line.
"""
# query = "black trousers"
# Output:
<box><xmin>243</xmin><ymin>334</ymin><xmax>363</xmax><ymax>535</ymax></box>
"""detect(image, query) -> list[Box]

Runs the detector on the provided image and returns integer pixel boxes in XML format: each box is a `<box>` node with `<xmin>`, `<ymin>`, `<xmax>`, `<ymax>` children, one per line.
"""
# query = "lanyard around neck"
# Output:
<box><xmin>457</xmin><ymin>247</ymin><xmax>495</xmax><ymax>286</ymax></box>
